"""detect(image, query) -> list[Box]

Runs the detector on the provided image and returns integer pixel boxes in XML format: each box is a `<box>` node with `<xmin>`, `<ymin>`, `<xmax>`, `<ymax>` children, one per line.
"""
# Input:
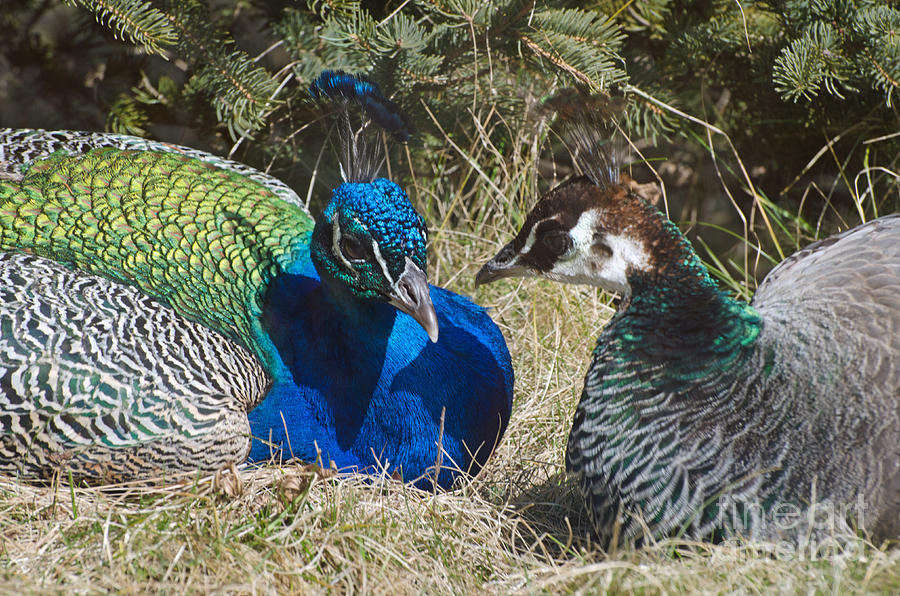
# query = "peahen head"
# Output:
<box><xmin>476</xmin><ymin>92</ymin><xmax>709</xmax><ymax>298</ymax></box>
<box><xmin>310</xmin><ymin>177</ymin><xmax>437</xmax><ymax>341</ymax></box>
<box><xmin>476</xmin><ymin>175</ymin><xmax>704</xmax><ymax>298</ymax></box>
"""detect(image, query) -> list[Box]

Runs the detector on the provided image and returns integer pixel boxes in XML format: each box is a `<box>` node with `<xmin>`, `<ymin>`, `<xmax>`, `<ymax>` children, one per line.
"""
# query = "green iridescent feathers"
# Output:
<box><xmin>0</xmin><ymin>146</ymin><xmax>313</xmax><ymax>362</ymax></box>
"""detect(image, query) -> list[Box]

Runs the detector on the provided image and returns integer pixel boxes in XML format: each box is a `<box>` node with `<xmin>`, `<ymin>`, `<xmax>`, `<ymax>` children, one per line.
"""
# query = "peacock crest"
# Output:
<box><xmin>309</xmin><ymin>70</ymin><xmax>413</xmax><ymax>183</ymax></box>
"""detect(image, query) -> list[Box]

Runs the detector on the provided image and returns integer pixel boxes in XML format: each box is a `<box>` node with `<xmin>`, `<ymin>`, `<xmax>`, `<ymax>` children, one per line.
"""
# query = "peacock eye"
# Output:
<box><xmin>542</xmin><ymin>230</ymin><xmax>571</xmax><ymax>256</ymax></box>
<box><xmin>340</xmin><ymin>236</ymin><xmax>367</xmax><ymax>261</ymax></box>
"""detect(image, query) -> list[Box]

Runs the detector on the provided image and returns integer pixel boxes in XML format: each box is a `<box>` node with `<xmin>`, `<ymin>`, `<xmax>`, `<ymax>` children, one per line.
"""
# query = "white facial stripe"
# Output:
<box><xmin>595</xmin><ymin>232</ymin><xmax>652</xmax><ymax>292</ymax></box>
<box><xmin>332</xmin><ymin>216</ymin><xmax>355</xmax><ymax>271</ymax></box>
<box><xmin>520</xmin><ymin>221</ymin><xmax>542</xmax><ymax>254</ymax></box>
<box><xmin>567</xmin><ymin>210</ymin><xmax>597</xmax><ymax>250</ymax></box>
<box><xmin>606</xmin><ymin>232</ymin><xmax>652</xmax><ymax>272</ymax></box>
<box><xmin>371</xmin><ymin>237</ymin><xmax>395</xmax><ymax>286</ymax></box>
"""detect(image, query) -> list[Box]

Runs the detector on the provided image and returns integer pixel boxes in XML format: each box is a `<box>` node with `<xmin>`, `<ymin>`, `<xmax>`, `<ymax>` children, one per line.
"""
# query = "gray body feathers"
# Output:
<box><xmin>750</xmin><ymin>214</ymin><xmax>900</xmax><ymax>539</ymax></box>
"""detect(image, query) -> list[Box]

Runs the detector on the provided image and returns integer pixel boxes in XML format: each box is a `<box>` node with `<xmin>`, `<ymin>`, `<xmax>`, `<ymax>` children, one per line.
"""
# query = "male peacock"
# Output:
<box><xmin>476</xmin><ymin>101</ymin><xmax>900</xmax><ymax>544</ymax></box>
<box><xmin>0</xmin><ymin>71</ymin><xmax>514</xmax><ymax>489</ymax></box>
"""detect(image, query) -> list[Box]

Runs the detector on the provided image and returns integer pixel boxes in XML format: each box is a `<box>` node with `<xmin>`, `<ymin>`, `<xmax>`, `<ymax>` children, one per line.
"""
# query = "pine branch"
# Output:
<box><xmin>522</xmin><ymin>8</ymin><xmax>626</xmax><ymax>91</ymax></box>
<box><xmin>70</xmin><ymin>0</ymin><xmax>176</xmax><ymax>56</ymax></box>
<box><xmin>160</xmin><ymin>0</ymin><xmax>280</xmax><ymax>138</ymax></box>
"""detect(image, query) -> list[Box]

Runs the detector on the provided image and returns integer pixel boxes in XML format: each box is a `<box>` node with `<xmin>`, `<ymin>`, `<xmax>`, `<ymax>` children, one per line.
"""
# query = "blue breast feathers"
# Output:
<box><xmin>247</xmin><ymin>260</ymin><xmax>514</xmax><ymax>489</ymax></box>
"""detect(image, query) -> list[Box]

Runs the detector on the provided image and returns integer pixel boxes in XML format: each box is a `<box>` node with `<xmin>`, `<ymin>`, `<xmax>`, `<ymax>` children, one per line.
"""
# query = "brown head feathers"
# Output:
<box><xmin>475</xmin><ymin>91</ymin><xmax>694</xmax><ymax>291</ymax></box>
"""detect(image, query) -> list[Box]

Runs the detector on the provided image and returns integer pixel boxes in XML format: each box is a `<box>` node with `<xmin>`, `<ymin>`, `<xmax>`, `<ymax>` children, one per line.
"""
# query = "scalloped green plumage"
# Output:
<box><xmin>0</xmin><ymin>146</ymin><xmax>313</xmax><ymax>362</ymax></box>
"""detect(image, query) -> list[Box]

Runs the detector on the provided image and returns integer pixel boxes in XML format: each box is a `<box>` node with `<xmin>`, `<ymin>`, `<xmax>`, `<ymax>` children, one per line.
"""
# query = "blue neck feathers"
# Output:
<box><xmin>246</xmin><ymin>258</ymin><xmax>513</xmax><ymax>489</ymax></box>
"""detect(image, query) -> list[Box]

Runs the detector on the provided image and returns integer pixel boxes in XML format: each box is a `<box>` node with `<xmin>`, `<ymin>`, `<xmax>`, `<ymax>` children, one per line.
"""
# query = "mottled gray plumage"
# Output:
<box><xmin>478</xmin><ymin>172</ymin><xmax>900</xmax><ymax>545</ymax></box>
<box><xmin>0</xmin><ymin>249</ymin><xmax>270</xmax><ymax>481</ymax></box>
<box><xmin>744</xmin><ymin>215</ymin><xmax>900</xmax><ymax>538</ymax></box>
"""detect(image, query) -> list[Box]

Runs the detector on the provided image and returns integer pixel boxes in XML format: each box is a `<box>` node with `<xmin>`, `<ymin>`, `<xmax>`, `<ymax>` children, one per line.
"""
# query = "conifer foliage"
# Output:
<box><xmin>773</xmin><ymin>0</ymin><xmax>900</xmax><ymax>104</ymax></box>
<box><xmin>53</xmin><ymin>1</ymin><xmax>635</xmax><ymax>140</ymax></box>
<box><xmin>612</xmin><ymin>0</ymin><xmax>899</xmax><ymax>198</ymax></box>
<box><xmin>1</xmin><ymin>1</ymin><xmax>898</xmax><ymax>214</ymax></box>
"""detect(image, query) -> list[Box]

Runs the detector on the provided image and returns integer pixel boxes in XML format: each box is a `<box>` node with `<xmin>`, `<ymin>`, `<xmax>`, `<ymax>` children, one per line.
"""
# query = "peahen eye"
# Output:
<box><xmin>340</xmin><ymin>236</ymin><xmax>367</xmax><ymax>261</ymax></box>
<box><xmin>542</xmin><ymin>230</ymin><xmax>571</xmax><ymax>256</ymax></box>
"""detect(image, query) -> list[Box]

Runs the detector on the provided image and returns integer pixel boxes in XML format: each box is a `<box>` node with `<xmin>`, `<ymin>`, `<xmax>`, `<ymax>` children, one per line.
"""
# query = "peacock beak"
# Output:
<box><xmin>475</xmin><ymin>241</ymin><xmax>528</xmax><ymax>287</ymax></box>
<box><xmin>388</xmin><ymin>257</ymin><xmax>439</xmax><ymax>343</ymax></box>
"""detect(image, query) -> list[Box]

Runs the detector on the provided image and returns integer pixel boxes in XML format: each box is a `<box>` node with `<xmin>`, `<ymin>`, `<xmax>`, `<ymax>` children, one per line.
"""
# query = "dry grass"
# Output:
<box><xmin>2</xmin><ymin>257</ymin><xmax>899</xmax><ymax>593</ymax></box>
<box><xmin>3</xmin><ymin>99</ymin><xmax>900</xmax><ymax>594</ymax></box>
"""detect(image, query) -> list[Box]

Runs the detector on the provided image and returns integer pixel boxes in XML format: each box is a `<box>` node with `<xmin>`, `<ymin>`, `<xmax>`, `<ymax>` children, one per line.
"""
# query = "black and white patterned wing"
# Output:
<box><xmin>0</xmin><ymin>251</ymin><xmax>271</xmax><ymax>482</ymax></box>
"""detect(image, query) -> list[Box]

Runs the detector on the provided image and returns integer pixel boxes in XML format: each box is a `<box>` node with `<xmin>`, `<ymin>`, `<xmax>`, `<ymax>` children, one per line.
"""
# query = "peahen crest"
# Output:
<box><xmin>543</xmin><ymin>89</ymin><xmax>626</xmax><ymax>192</ymax></box>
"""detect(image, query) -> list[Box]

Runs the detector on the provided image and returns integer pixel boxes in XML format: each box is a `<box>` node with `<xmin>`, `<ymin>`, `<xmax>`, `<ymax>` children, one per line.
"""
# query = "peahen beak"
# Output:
<box><xmin>388</xmin><ymin>257</ymin><xmax>439</xmax><ymax>343</ymax></box>
<box><xmin>475</xmin><ymin>241</ymin><xmax>529</xmax><ymax>287</ymax></box>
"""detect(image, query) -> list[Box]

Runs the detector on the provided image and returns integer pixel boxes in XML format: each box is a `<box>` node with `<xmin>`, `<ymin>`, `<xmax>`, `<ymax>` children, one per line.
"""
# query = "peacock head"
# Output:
<box><xmin>311</xmin><ymin>177</ymin><xmax>438</xmax><ymax>342</ymax></box>
<box><xmin>475</xmin><ymin>174</ymin><xmax>683</xmax><ymax>298</ymax></box>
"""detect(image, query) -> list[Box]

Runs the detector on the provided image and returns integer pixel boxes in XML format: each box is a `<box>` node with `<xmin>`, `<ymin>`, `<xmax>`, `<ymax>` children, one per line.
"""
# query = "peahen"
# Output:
<box><xmin>476</xmin><ymin>102</ymin><xmax>900</xmax><ymax>544</ymax></box>
<box><xmin>0</xmin><ymin>71</ymin><xmax>514</xmax><ymax>489</ymax></box>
